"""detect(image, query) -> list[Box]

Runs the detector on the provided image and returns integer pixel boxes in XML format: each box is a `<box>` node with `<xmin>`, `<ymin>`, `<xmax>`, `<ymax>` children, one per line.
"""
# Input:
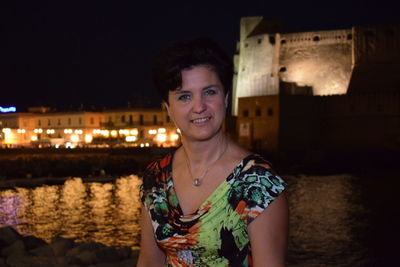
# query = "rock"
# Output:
<box><xmin>0</xmin><ymin>257</ymin><xmax>7</xmax><ymax>267</ymax></box>
<box><xmin>1</xmin><ymin>239</ymin><xmax>25</xmax><ymax>258</ymax></box>
<box><xmin>22</xmin><ymin>235</ymin><xmax>48</xmax><ymax>250</ymax></box>
<box><xmin>54</xmin><ymin>256</ymin><xmax>80</xmax><ymax>267</ymax></box>
<box><xmin>6</xmin><ymin>253</ymin><xmax>32</xmax><ymax>266</ymax></box>
<box><xmin>66</xmin><ymin>242</ymin><xmax>103</xmax><ymax>265</ymax></box>
<box><xmin>0</xmin><ymin>227</ymin><xmax>22</xmax><ymax>246</ymax></box>
<box><xmin>116</xmin><ymin>246</ymin><xmax>132</xmax><ymax>259</ymax></box>
<box><xmin>50</xmin><ymin>237</ymin><xmax>74</xmax><ymax>257</ymax></box>
<box><xmin>29</xmin><ymin>244</ymin><xmax>54</xmax><ymax>257</ymax></box>
<box><xmin>118</xmin><ymin>258</ymin><xmax>138</xmax><ymax>267</ymax></box>
<box><xmin>95</xmin><ymin>246</ymin><xmax>121</xmax><ymax>262</ymax></box>
<box><xmin>74</xmin><ymin>250</ymin><xmax>98</xmax><ymax>265</ymax></box>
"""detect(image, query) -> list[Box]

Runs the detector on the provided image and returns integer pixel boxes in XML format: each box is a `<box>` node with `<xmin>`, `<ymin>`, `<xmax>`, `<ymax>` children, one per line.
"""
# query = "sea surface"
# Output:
<box><xmin>0</xmin><ymin>173</ymin><xmax>399</xmax><ymax>266</ymax></box>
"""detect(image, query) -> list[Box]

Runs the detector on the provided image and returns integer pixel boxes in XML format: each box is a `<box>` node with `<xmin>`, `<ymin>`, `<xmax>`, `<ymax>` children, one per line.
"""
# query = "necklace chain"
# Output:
<box><xmin>183</xmin><ymin>140</ymin><xmax>228</xmax><ymax>187</ymax></box>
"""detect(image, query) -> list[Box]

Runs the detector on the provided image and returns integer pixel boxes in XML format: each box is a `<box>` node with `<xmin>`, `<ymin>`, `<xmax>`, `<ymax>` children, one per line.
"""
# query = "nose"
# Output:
<box><xmin>192</xmin><ymin>95</ymin><xmax>206</xmax><ymax>114</ymax></box>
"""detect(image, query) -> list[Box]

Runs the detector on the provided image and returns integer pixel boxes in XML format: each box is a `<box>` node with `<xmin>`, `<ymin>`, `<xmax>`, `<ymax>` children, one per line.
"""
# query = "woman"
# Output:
<box><xmin>138</xmin><ymin>38</ymin><xmax>288</xmax><ymax>267</ymax></box>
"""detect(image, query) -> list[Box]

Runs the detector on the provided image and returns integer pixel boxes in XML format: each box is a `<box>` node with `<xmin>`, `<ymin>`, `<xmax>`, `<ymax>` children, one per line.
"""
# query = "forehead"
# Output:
<box><xmin>179</xmin><ymin>65</ymin><xmax>222</xmax><ymax>90</ymax></box>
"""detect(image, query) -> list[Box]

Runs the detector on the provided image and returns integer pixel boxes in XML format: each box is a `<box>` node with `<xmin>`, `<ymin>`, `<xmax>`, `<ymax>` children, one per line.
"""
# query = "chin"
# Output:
<box><xmin>184</xmin><ymin>127</ymin><xmax>223</xmax><ymax>142</ymax></box>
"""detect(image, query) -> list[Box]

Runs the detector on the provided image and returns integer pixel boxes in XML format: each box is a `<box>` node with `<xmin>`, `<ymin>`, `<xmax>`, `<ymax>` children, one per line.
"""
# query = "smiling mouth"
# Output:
<box><xmin>191</xmin><ymin>117</ymin><xmax>211</xmax><ymax>123</ymax></box>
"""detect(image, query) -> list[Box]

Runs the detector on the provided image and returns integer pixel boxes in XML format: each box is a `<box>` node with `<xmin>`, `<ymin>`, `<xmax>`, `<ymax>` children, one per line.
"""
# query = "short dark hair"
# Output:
<box><xmin>152</xmin><ymin>37</ymin><xmax>233</xmax><ymax>103</ymax></box>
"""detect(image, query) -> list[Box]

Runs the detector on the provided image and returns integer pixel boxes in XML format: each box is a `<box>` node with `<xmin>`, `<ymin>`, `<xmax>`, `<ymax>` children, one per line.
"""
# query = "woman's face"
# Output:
<box><xmin>166</xmin><ymin>65</ymin><xmax>228</xmax><ymax>142</ymax></box>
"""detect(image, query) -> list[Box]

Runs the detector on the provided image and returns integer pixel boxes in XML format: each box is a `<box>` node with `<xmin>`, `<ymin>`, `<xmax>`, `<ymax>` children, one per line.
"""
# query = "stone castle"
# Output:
<box><xmin>233</xmin><ymin>17</ymin><xmax>400</xmax><ymax>153</ymax></box>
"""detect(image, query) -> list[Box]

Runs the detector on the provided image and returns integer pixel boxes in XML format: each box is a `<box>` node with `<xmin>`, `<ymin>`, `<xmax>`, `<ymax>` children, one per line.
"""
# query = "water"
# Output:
<box><xmin>0</xmin><ymin>176</ymin><xmax>142</xmax><ymax>249</ymax></box>
<box><xmin>1</xmin><ymin>173</ymin><xmax>399</xmax><ymax>266</ymax></box>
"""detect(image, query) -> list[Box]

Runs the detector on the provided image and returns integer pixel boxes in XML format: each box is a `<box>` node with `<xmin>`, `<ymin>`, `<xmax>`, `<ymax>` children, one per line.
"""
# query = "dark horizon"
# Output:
<box><xmin>1</xmin><ymin>1</ymin><xmax>399</xmax><ymax>112</ymax></box>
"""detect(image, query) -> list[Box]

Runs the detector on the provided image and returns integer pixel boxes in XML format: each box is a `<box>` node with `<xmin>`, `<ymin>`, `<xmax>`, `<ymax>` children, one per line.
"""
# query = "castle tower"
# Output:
<box><xmin>232</xmin><ymin>17</ymin><xmax>281</xmax><ymax>115</ymax></box>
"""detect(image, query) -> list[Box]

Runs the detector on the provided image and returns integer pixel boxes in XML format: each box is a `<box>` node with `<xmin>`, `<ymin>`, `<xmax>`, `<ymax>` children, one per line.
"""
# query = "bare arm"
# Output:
<box><xmin>248</xmin><ymin>193</ymin><xmax>289</xmax><ymax>267</ymax></box>
<box><xmin>136</xmin><ymin>204</ymin><xmax>166</xmax><ymax>267</ymax></box>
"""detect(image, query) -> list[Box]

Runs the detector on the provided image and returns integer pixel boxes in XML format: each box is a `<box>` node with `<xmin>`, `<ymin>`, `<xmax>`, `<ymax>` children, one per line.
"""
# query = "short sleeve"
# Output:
<box><xmin>229</xmin><ymin>156</ymin><xmax>287</xmax><ymax>225</ymax></box>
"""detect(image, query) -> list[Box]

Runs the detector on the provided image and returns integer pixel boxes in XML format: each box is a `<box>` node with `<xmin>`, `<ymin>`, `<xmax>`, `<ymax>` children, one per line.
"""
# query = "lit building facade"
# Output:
<box><xmin>0</xmin><ymin>107</ymin><xmax>180</xmax><ymax>148</ymax></box>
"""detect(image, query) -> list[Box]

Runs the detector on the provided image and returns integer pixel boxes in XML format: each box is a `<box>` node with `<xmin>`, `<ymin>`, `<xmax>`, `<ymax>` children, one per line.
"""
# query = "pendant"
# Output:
<box><xmin>193</xmin><ymin>178</ymin><xmax>201</xmax><ymax>186</ymax></box>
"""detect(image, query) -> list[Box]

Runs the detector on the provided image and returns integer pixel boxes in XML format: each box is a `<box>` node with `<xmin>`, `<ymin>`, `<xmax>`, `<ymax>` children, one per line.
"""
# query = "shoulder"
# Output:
<box><xmin>228</xmin><ymin>154</ymin><xmax>287</xmax><ymax>224</ymax></box>
<box><xmin>140</xmin><ymin>152</ymin><xmax>173</xmax><ymax>192</ymax></box>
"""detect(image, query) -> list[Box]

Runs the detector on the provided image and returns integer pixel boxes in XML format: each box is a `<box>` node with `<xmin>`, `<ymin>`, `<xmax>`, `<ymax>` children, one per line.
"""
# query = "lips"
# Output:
<box><xmin>191</xmin><ymin>117</ymin><xmax>211</xmax><ymax>123</ymax></box>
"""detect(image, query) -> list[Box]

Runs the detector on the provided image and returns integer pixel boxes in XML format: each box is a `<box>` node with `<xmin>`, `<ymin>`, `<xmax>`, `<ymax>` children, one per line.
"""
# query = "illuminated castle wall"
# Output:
<box><xmin>232</xmin><ymin>17</ymin><xmax>400</xmax><ymax>115</ymax></box>
<box><xmin>234</xmin><ymin>17</ymin><xmax>400</xmax><ymax>152</ymax></box>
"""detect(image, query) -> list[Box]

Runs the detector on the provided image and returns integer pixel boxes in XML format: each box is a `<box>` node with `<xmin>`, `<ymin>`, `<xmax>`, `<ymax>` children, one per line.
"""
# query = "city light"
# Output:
<box><xmin>170</xmin><ymin>133</ymin><xmax>180</xmax><ymax>141</ymax></box>
<box><xmin>130</xmin><ymin>129</ymin><xmax>138</xmax><ymax>135</ymax></box>
<box><xmin>31</xmin><ymin>136</ymin><xmax>38</xmax><ymax>141</ymax></box>
<box><xmin>158</xmin><ymin>128</ymin><xmax>166</xmax><ymax>133</ymax></box>
<box><xmin>70</xmin><ymin>135</ymin><xmax>79</xmax><ymax>142</ymax></box>
<box><xmin>46</xmin><ymin>129</ymin><xmax>55</xmax><ymax>134</ymax></box>
<box><xmin>156</xmin><ymin>133</ymin><xmax>167</xmax><ymax>142</ymax></box>
<box><xmin>119</xmin><ymin>129</ymin><xmax>129</xmax><ymax>135</ymax></box>
<box><xmin>17</xmin><ymin>129</ymin><xmax>26</xmax><ymax>134</ymax></box>
<box><xmin>148</xmin><ymin>129</ymin><xmax>157</xmax><ymax>135</ymax></box>
<box><xmin>111</xmin><ymin>130</ymin><xmax>118</xmax><ymax>137</ymax></box>
<box><xmin>0</xmin><ymin>106</ymin><xmax>16</xmax><ymax>113</ymax></box>
<box><xmin>2</xmin><ymin>128</ymin><xmax>11</xmax><ymax>134</ymax></box>
<box><xmin>84</xmin><ymin>134</ymin><xmax>93</xmax><ymax>143</ymax></box>
<box><xmin>64</xmin><ymin>129</ymin><xmax>73</xmax><ymax>134</ymax></box>
<box><xmin>74</xmin><ymin>129</ymin><xmax>83</xmax><ymax>135</ymax></box>
<box><xmin>125</xmin><ymin>136</ymin><xmax>137</xmax><ymax>142</ymax></box>
<box><xmin>34</xmin><ymin>129</ymin><xmax>43</xmax><ymax>134</ymax></box>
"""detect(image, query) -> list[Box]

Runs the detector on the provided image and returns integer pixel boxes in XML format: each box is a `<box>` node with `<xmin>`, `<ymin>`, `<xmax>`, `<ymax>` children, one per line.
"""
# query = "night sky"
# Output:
<box><xmin>1</xmin><ymin>0</ymin><xmax>399</xmax><ymax>111</ymax></box>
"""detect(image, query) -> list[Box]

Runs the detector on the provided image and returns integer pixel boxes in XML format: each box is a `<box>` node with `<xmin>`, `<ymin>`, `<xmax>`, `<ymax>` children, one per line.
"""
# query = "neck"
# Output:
<box><xmin>180</xmin><ymin>132</ymin><xmax>228</xmax><ymax>168</ymax></box>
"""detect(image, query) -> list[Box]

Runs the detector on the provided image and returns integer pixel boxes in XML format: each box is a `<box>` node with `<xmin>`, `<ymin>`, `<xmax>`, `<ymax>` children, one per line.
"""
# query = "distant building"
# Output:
<box><xmin>0</xmin><ymin>107</ymin><xmax>179</xmax><ymax>148</ymax></box>
<box><xmin>234</xmin><ymin>17</ymin><xmax>400</xmax><ymax>152</ymax></box>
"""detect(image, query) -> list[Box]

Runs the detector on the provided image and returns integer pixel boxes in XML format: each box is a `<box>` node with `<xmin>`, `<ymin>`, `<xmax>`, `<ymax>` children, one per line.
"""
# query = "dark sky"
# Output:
<box><xmin>1</xmin><ymin>0</ymin><xmax>399</xmax><ymax>111</ymax></box>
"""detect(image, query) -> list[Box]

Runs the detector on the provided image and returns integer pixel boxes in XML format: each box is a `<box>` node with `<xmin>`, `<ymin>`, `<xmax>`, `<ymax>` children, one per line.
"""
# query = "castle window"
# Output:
<box><xmin>347</xmin><ymin>33</ymin><xmax>352</xmax><ymax>40</ymax></box>
<box><xmin>258</xmin><ymin>38</ymin><xmax>262</xmax><ymax>44</ymax></box>
<box><xmin>129</xmin><ymin>115</ymin><xmax>133</xmax><ymax>124</ymax></box>
<box><xmin>139</xmin><ymin>114</ymin><xmax>144</xmax><ymax>125</ymax></box>
<box><xmin>243</xmin><ymin>109</ymin><xmax>249</xmax><ymax>117</ymax></box>
<box><xmin>58</xmin><ymin>119</ymin><xmax>61</xmax><ymax>126</ymax></box>
<box><xmin>244</xmin><ymin>43</ymin><xmax>248</xmax><ymax>48</ymax></box>
<box><xmin>48</xmin><ymin>119</ymin><xmax>51</xmax><ymax>126</ymax></box>
<box><xmin>121</xmin><ymin>115</ymin><xmax>126</xmax><ymax>123</ymax></box>
<box><xmin>279</xmin><ymin>67</ymin><xmax>287</xmax><ymax>72</ymax></box>
<box><xmin>90</xmin><ymin>117</ymin><xmax>94</xmax><ymax>125</ymax></box>
<box><xmin>280</xmin><ymin>39</ymin><xmax>286</xmax><ymax>44</ymax></box>
<box><xmin>38</xmin><ymin>120</ymin><xmax>41</xmax><ymax>126</ymax></box>
<box><xmin>364</xmin><ymin>30</ymin><xmax>374</xmax><ymax>37</ymax></box>
<box><xmin>313</xmin><ymin>36</ymin><xmax>320</xmax><ymax>42</ymax></box>
<box><xmin>153</xmin><ymin>115</ymin><xmax>158</xmax><ymax>124</ymax></box>
<box><xmin>385</xmin><ymin>28</ymin><xmax>394</xmax><ymax>37</ymax></box>
<box><xmin>268</xmin><ymin>108</ymin><xmax>273</xmax><ymax>116</ymax></box>
<box><xmin>166</xmin><ymin>115</ymin><xmax>170</xmax><ymax>123</ymax></box>
<box><xmin>255</xmin><ymin>108</ymin><xmax>261</xmax><ymax>117</ymax></box>
<box><xmin>79</xmin><ymin>117</ymin><xmax>82</xmax><ymax>125</ymax></box>
<box><xmin>68</xmin><ymin>118</ymin><xmax>71</xmax><ymax>125</ymax></box>
<box><xmin>269</xmin><ymin>36</ymin><xmax>275</xmax><ymax>45</ymax></box>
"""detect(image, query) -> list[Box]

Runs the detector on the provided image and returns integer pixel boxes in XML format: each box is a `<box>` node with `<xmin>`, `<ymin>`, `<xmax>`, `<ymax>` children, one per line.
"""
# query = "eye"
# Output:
<box><xmin>204</xmin><ymin>89</ymin><xmax>217</xmax><ymax>96</ymax></box>
<box><xmin>177</xmin><ymin>94</ymin><xmax>191</xmax><ymax>101</ymax></box>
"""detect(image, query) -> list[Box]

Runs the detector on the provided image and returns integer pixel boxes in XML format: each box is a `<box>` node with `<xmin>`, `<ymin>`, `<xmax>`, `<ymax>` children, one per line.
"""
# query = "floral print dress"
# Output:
<box><xmin>140</xmin><ymin>152</ymin><xmax>286</xmax><ymax>267</ymax></box>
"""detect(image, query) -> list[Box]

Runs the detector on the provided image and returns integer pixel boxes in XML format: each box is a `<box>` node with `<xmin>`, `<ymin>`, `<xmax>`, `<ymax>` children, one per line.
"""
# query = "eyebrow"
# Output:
<box><xmin>173</xmin><ymin>85</ymin><xmax>221</xmax><ymax>94</ymax></box>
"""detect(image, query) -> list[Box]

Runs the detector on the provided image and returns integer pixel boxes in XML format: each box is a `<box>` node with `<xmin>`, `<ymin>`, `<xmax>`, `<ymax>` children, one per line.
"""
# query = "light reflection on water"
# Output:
<box><xmin>285</xmin><ymin>174</ymin><xmax>367</xmax><ymax>266</ymax></box>
<box><xmin>0</xmin><ymin>173</ymin><xmax>397</xmax><ymax>265</ymax></box>
<box><xmin>0</xmin><ymin>176</ymin><xmax>141</xmax><ymax>249</ymax></box>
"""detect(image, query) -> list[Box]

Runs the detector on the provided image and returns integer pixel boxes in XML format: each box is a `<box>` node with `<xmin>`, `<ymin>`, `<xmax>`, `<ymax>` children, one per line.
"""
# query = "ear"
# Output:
<box><xmin>225</xmin><ymin>93</ymin><xmax>229</xmax><ymax>109</ymax></box>
<box><xmin>163</xmin><ymin>101</ymin><xmax>171</xmax><ymax>116</ymax></box>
